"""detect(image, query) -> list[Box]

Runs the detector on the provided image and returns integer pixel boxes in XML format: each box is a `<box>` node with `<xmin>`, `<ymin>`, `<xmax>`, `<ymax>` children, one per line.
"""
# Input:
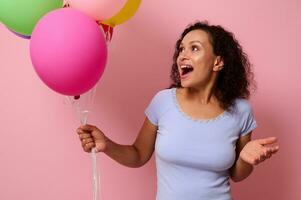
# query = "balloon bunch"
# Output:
<box><xmin>0</xmin><ymin>0</ymin><xmax>141</xmax><ymax>96</ymax></box>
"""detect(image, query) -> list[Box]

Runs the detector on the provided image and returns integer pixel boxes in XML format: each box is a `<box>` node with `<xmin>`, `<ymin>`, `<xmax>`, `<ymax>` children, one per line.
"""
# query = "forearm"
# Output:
<box><xmin>230</xmin><ymin>157</ymin><xmax>254</xmax><ymax>182</ymax></box>
<box><xmin>104</xmin><ymin>138</ymin><xmax>143</xmax><ymax>168</ymax></box>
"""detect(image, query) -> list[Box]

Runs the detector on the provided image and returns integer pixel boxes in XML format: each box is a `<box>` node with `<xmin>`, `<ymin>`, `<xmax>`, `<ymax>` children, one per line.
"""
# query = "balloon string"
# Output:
<box><xmin>81</xmin><ymin>118</ymin><xmax>101</xmax><ymax>200</ymax></box>
<box><xmin>75</xmin><ymin>106</ymin><xmax>101</xmax><ymax>200</ymax></box>
<box><xmin>65</xmin><ymin>86</ymin><xmax>101</xmax><ymax>200</ymax></box>
<box><xmin>92</xmin><ymin>148</ymin><xmax>99</xmax><ymax>200</ymax></box>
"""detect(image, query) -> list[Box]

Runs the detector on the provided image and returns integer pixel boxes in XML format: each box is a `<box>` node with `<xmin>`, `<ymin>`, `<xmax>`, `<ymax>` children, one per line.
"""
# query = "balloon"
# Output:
<box><xmin>30</xmin><ymin>8</ymin><xmax>107</xmax><ymax>96</ymax></box>
<box><xmin>67</xmin><ymin>0</ymin><xmax>127</xmax><ymax>21</ymax></box>
<box><xmin>101</xmin><ymin>0</ymin><xmax>142</xmax><ymax>27</ymax></box>
<box><xmin>0</xmin><ymin>0</ymin><xmax>63</xmax><ymax>36</ymax></box>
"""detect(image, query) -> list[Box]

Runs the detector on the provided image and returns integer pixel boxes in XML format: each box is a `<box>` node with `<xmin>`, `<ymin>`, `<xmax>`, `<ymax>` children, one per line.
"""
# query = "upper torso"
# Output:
<box><xmin>145</xmin><ymin>88</ymin><xmax>257</xmax><ymax>200</ymax></box>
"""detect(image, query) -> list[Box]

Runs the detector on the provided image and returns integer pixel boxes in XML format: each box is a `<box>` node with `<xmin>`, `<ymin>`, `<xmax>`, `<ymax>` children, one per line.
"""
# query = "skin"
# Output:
<box><xmin>77</xmin><ymin>29</ymin><xmax>279</xmax><ymax>182</ymax></box>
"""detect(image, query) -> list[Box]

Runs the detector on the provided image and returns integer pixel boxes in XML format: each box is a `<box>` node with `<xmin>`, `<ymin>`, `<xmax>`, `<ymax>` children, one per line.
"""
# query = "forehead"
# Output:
<box><xmin>181</xmin><ymin>29</ymin><xmax>211</xmax><ymax>45</ymax></box>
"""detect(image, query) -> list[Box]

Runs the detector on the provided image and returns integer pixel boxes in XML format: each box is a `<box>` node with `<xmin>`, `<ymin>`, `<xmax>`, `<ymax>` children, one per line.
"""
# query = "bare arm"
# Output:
<box><xmin>229</xmin><ymin>132</ymin><xmax>253</xmax><ymax>182</ymax></box>
<box><xmin>77</xmin><ymin>117</ymin><xmax>158</xmax><ymax>168</ymax></box>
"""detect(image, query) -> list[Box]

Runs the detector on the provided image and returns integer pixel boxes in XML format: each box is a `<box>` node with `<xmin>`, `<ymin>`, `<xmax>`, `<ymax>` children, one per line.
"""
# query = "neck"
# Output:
<box><xmin>185</xmin><ymin>80</ymin><xmax>217</xmax><ymax>105</ymax></box>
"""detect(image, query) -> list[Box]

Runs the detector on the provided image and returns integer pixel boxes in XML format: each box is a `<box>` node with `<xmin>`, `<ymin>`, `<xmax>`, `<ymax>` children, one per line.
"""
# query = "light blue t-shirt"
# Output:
<box><xmin>145</xmin><ymin>88</ymin><xmax>257</xmax><ymax>200</ymax></box>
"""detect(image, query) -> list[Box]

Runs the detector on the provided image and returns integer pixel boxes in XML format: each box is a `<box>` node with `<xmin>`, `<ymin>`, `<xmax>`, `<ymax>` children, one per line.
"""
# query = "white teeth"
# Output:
<box><xmin>180</xmin><ymin>65</ymin><xmax>193</xmax><ymax>69</ymax></box>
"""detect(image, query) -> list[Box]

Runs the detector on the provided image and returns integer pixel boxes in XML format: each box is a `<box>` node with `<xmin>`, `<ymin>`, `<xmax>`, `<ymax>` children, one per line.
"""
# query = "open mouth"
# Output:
<box><xmin>180</xmin><ymin>65</ymin><xmax>194</xmax><ymax>76</ymax></box>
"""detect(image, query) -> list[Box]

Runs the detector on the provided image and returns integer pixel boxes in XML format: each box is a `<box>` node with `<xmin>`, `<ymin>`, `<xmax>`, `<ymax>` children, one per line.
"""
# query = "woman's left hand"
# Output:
<box><xmin>239</xmin><ymin>137</ymin><xmax>279</xmax><ymax>165</ymax></box>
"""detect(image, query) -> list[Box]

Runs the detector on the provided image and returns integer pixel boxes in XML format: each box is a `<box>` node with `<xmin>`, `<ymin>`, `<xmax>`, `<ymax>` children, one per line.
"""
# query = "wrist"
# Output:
<box><xmin>238</xmin><ymin>155</ymin><xmax>254</xmax><ymax>167</ymax></box>
<box><xmin>102</xmin><ymin>136</ymin><xmax>112</xmax><ymax>153</ymax></box>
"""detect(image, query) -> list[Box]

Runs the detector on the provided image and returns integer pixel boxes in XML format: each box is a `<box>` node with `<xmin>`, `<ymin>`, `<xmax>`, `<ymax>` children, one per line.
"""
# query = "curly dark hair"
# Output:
<box><xmin>169</xmin><ymin>21</ymin><xmax>256</xmax><ymax>110</ymax></box>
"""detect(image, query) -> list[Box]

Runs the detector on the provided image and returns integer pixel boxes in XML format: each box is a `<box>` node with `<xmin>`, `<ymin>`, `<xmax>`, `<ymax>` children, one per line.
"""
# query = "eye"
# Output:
<box><xmin>179</xmin><ymin>46</ymin><xmax>184</xmax><ymax>53</ymax></box>
<box><xmin>191</xmin><ymin>45</ymin><xmax>199</xmax><ymax>51</ymax></box>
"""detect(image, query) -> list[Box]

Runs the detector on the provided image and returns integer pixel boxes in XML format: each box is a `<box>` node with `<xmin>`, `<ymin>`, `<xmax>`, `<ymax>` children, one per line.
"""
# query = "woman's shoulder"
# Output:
<box><xmin>232</xmin><ymin>98</ymin><xmax>253</xmax><ymax>113</ymax></box>
<box><xmin>147</xmin><ymin>88</ymin><xmax>174</xmax><ymax>108</ymax></box>
<box><xmin>153</xmin><ymin>88</ymin><xmax>174</xmax><ymax>99</ymax></box>
<box><xmin>158</xmin><ymin>88</ymin><xmax>173</xmax><ymax>94</ymax></box>
<box><xmin>145</xmin><ymin>88</ymin><xmax>174</xmax><ymax>116</ymax></box>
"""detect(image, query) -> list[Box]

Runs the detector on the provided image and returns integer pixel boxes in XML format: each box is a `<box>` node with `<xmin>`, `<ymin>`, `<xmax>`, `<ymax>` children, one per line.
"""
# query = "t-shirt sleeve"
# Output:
<box><xmin>239</xmin><ymin>100</ymin><xmax>257</xmax><ymax>137</ymax></box>
<box><xmin>144</xmin><ymin>91</ymin><xmax>167</xmax><ymax>126</ymax></box>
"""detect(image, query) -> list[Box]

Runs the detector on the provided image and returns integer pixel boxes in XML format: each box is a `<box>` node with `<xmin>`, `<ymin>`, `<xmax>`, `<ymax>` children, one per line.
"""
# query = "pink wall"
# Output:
<box><xmin>0</xmin><ymin>0</ymin><xmax>300</xmax><ymax>199</ymax></box>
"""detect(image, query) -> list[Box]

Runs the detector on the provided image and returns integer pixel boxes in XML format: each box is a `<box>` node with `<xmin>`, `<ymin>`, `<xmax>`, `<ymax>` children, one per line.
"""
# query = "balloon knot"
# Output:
<box><xmin>99</xmin><ymin>22</ymin><xmax>114</xmax><ymax>42</ymax></box>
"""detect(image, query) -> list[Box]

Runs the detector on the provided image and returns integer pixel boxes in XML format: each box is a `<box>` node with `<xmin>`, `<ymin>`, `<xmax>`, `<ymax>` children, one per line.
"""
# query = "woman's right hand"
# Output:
<box><xmin>76</xmin><ymin>124</ymin><xmax>108</xmax><ymax>153</ymax></box>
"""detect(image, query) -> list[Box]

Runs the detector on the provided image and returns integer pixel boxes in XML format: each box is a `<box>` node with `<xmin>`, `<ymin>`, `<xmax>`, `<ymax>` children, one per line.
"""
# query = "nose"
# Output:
<box><xmin>178</xmin><ymin>49</ymin><xmax>190</xmax><ymax>61</ymax></box>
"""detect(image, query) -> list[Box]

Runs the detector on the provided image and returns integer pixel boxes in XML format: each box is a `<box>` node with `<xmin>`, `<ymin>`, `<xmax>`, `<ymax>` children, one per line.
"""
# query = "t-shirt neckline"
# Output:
<box><xmin>171</xmin><ymin>87</ymin><xmax>227</xmax><ymax>123</ymax></box>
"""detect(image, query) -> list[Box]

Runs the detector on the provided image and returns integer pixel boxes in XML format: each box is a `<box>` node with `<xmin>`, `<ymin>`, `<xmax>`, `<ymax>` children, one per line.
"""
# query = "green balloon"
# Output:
<box><xmin>0</xmin><ymin>0</ymin><xmax>63</xmax><ymax>36</ymax></box>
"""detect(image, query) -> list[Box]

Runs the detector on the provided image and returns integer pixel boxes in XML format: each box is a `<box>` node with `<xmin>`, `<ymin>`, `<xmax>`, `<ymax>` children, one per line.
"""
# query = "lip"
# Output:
<box><xmin>179</xmin><ymin>65</ymin><xmax>193</xmax><ymax>80</ymax></box>
<box><xmin>180</xmin><ymin>71</ymin><xmax>191</xmax><ymax>80</ymax></box>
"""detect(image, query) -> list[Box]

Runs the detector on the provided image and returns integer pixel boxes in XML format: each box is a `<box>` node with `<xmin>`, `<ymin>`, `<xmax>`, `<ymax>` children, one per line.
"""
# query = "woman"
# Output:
<box><xmin>76</xmin><ymin>21</ymin><xmax>279</xmax><ymax>200</ymax></box>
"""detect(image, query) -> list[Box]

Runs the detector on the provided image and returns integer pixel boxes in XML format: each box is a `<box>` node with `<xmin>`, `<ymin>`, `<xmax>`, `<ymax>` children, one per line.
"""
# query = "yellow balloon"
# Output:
<box><xmin>101</xmin><ymin>0</ymin><xmax>141</xmax><ymax>27</ymax></box>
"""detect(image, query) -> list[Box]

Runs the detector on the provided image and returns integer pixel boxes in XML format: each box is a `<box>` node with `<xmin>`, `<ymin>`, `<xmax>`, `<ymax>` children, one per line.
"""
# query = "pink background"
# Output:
<box><xmin>0</xmin><ymin>0</ymin><xmax>300</xmax><ymax>199</ymax></box>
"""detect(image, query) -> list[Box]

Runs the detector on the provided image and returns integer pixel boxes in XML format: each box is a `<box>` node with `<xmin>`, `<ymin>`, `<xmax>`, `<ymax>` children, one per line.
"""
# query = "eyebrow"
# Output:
<box><xmin>180</xmin><ymin>40</ymin><xmax>203</xmax><ymax>46</ymax></box>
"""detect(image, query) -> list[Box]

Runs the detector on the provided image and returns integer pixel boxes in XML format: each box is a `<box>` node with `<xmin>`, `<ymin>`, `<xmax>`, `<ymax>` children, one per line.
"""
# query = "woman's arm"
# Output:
<box><xmin>230</xmin><ymin>132</ymin><xmax>279</xmax><ymax>182</ymax></box>
<box><xmin>229</xmin><ymin>132</ymin><xmax>253</xmax><ymax>182</ymax></box>
<box><xmin>77</xmin><ymin>117</ymin><xmax>158</xmax><ymax>168</ymax></box>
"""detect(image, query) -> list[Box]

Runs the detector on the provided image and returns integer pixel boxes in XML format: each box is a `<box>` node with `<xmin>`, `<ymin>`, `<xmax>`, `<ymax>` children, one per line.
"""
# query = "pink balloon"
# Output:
<box><xmin>30</xmin><ymin>8</ymin><xmax>107</xmax><ymax>96</ymax></box>
<box><xmin>67</xmin><ymin>0</ymin><xmax>127</xmax><ymax>20</ymax></box>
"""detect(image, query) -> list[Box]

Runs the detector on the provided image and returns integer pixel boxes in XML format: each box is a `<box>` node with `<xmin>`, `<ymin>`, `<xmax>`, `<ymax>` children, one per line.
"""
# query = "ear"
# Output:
<box><xmin>213</xmin><ymin>56</ymin><xmax>224</xmax><ymax>72</ymax></box>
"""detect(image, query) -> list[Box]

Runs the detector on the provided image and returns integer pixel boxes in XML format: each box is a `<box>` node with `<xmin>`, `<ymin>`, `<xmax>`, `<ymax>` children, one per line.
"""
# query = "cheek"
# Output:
<box><xmin>195</xmin><ymin>54</ymin><xmax>215</xmax><ymax>70</ymax></box>
<box><xmin>194</xmin><ymin>57</ymin><xmax>211</xmax><ymax>71</ymax></box>
<box><xmin>194</xmin><ymin>68</ymin><xmax>211</xmax><ymax>79</ymax></box>
<box><xmin>193</xmin><ymin>60</ymin><xmax>214</xmax><ymax>80</ymax></box>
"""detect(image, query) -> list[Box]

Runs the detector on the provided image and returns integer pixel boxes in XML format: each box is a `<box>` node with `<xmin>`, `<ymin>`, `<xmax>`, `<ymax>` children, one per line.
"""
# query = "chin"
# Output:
<box><xmin>180</xmin><ymin>81</ymin><xmax>193</xmax><ymax>88</ymax></box>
